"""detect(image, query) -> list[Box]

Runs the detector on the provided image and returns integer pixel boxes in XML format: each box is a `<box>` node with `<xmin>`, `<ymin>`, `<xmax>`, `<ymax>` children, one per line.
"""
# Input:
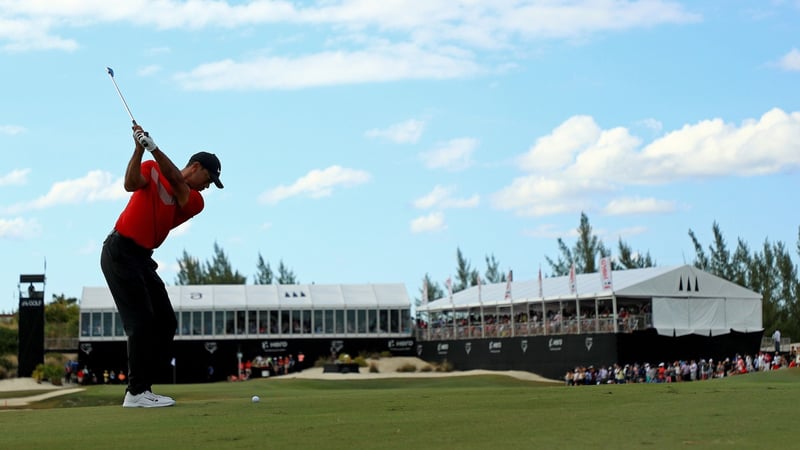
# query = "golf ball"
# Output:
<box><xmin>252</xmin><ymin>395</ymin><xmax>260</xmax><ymax>403</ymax></box>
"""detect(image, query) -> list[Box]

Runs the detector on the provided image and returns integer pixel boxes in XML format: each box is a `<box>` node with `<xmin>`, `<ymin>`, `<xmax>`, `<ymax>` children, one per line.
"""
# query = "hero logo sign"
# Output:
<box><xmin>262</xmin><ymin>341</ymin><xmax>289</xmax><ymax>352</ymax></box>
<box><xmin>489</xmin><ymin>341</ymin><xmax>502</xmax><ymax>354</ymax></box>
<box><xmin>204</xmin><ymin>342</ymin><xmax>218</xmax><ymax>354</ymax></box>
<box><xmin>416</xmin><ymin>344</ymin><xmax>423</xmax><ymax>356</ymax></box>
<box><xmin>80</xmin><ymin>343</ymin><xmax>93</xmax><ymax>355</ymax></box>
<box><xmin>388</xmin><ymin>339</ymin><xmax>414</xmax><ymax>350</ymax></box>
<box><xmin>548</xmin><ymin>337</ymin><xmax>563</xmax><ymax>352</ymax></box>
<box><xmin>436</xmin><ymin>343</ymin><xmax>449</xmax><ymax>355</ymax></box>
<box><xmin>521</xmin><ymin>340</ymin><xmax>528</xmax><ymax>353</ymax></box>
<box><xmin>465</xmin><ymin>342</ymin><xmax>471</xmax><ymax>355</ymax></box>
<box><xmin>585</xmin><ymin>337</ymin><xmax>593</xmax><ymax>351</ymax></box>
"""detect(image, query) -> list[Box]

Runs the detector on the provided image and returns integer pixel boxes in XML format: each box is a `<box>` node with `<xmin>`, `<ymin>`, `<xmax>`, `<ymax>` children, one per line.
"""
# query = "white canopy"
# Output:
<box><xmin>81</xmin><ymin>283</ymin><xmax>410</xmax><ymax>311</ymax></box>
<box><xmin>418</xmin><ymin>265</ymin><xmax>762</xmax><ymax>335</ymax></box>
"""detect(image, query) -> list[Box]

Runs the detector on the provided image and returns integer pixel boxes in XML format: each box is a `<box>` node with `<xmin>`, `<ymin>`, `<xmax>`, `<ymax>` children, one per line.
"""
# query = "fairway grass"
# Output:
<box><xmin>2</xmin><ymin>369</ymin><xmax>799</xmax><ymax>449</ymax></box>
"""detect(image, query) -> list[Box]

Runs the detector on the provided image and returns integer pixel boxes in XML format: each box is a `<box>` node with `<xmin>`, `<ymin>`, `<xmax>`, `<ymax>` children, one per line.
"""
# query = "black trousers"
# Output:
<box><xmin>100</xmin><ymin>230</ymin><xmax>177</xmax><ymax>395</ymax></box>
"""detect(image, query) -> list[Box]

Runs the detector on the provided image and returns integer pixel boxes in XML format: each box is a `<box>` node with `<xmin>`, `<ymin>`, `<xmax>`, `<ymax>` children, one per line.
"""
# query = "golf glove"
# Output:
<box><xmin>134</xmin><ymin>130</ymin><xmax>157</xmax><ymax>152</ymax></box>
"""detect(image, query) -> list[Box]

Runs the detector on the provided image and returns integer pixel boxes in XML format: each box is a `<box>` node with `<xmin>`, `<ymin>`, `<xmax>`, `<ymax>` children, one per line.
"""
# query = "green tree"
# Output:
<box><xmin>417</xmin><ymin>273</ymin><xmax>444</xmax><ymax>307</ymax></box>
<box><xmin>546</xmin><ymin>212</ymin><xmax>612</xmax><ymax>275</ymax></box>
<box><xmin>688</xmin><ymin>223</ymin><xmax>800</xmax><ymax>341</ymax></box>
<box><xmin>276</xmin><ymin>260</ymin><xmax>298</xmax><ymax>285</ymax></box>
<box><xmin>483</xmin><ymin>254</ymin><xmax>507</xmax><ymax>283</ymax></box>
<box><xmin>44</xmin><ymin>294</ymin><xmax>79</xmax><ymax>339</ymax></box>
<box><xmin>454</xmin><ymin>247</ymin><xmax>478</xmax><ymax>292</ymax></box>
<box><xmin>204</xmin><ymin>242</ymin><xmax>247</xmax><ymax>284</ymax></box>
<box><xmin>616</xmin><ymin>238</ymin><xmax>655</xmax><ymax>269</ymax></box>
<box><xmin>175</xmin><ymin>250</ymin><xmax>204</xmax><ymax>285</ymax></box>
<box><xmin>254</xmin><ymin>253</ymin><xmax>273</xmax><ymax>284</ymax></box>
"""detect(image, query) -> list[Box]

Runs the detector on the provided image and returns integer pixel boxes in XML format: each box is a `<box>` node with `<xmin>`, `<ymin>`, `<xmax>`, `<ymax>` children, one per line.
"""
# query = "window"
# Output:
<box><xmin>247</xmin><ymin>311</ymin><xmax>257</xmax><ymax>334</ymax></box>
<box><xmin>302</xmin><ymin>310</ymin><xmax>311</xmax><ymax>334</ymax></box>
<box><xmin>81</xmin><ymin>312</ymin><xmax>91</xmax><ymax>336</ymax></box>
<box><xmin>215</xmin><ymin>311</ymin><xmax>226</xmax><ymax>335</ymax></box>
<box><xmin>281</xmin><ymin>310</ymin><xmax>290</xmax><ymax>334</ymax></box>
<box><xmin>258</xmin><ymin>310</ymin><xmax>269</xmax><ymax>334</ymax></box>
<box><xmin>314</xmin><ymin>309</ymin><xmax>325</xmax><ymax>333</ymax></box>
<box><xmin>379</xmin><ymin>309</ymin><xmax>389</xmax><ymax>333</ymax></box>
<box><xmin>203</xmin><ymin>311</ymin><xmax>214</xmax><ymax>336</ymax></box>
<box><xmin>193</xmin><ymin>311</ymin><xmax>203</xmax><ymax>335</ymax></box>
<box><xmin>335</xmin><ymin>310</ymin><xmax>345</xmax><ymax>333</ymax></box>
<box><xmin>324</xmin><ymin>310</ymin><xmax>334</xmax><ymax>333</ymax></box>
<box><xmin>114</xmin><ymin>313</ymin><xmax>125</xmax><ymax>337</ymax></box>
<box><xmin>236</xmin><ymin>311</ymin><xmax>246</xmax><ymax>335</ymax></box>
<box><xmin>270</xmin><ymin>310</ymin><xmax>279</xmax><ymax>334</ymax></box>
<box><xmin>346</xmin><ymin>310</ymin><xmax>356</xmax><ymax>333</ymax></box>
<box><xmin>91</xmin><ymin>312</ymin><xmax>102</xmax><ymax>336</ymax></box>
<box><xmin>357</xmin><ymin>310</ymin><xmax>367</xmax><ymax>333</ymax></box>
<box><xmin>180</xmin><ymin>311</ymin><xmax>191</xmax><ymax>335</ymax></box>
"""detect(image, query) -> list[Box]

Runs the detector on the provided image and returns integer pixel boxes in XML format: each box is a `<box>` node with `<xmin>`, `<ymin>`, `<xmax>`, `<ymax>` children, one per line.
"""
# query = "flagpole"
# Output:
<box><xmin>477</xmin><ymin>274</ymin><xmax>484</xmax><ymax>339</ymax></box>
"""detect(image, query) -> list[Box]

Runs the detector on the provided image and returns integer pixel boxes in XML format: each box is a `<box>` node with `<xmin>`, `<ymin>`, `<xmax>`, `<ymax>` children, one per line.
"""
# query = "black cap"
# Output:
<box><xmin>189</xmin><ymin>151</ymin><xmax>223</xmax><ymax>189</ymax></box>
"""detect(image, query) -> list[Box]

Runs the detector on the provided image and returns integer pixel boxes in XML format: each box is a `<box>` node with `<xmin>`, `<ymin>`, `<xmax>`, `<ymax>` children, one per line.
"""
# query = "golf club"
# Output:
<box><xmin>106</xmin><ymin>67</ymin><xmax>137</xmax><ymax>126</ymax></box>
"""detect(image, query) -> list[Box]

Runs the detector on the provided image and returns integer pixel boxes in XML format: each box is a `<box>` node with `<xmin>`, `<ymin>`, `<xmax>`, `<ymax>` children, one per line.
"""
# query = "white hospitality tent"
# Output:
<box><xmin>417</xmin><ymin>265</ymin><xmax>762</xmax><ymax>336</ymax></box>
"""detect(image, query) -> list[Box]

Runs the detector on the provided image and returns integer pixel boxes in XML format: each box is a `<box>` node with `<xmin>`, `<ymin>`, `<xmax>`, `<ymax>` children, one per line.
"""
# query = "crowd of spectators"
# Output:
<box><xmin>564</xmin><ymin>350</ymin><xmax>796</xmax><ymax>386</ymax></box>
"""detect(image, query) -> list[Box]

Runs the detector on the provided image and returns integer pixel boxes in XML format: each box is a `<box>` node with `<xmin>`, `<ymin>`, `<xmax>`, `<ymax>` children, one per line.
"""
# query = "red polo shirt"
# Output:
<box><xmin>114</xmin><ymin>160</ymin><xmax>204</xmax><ymax>249</ymax></box>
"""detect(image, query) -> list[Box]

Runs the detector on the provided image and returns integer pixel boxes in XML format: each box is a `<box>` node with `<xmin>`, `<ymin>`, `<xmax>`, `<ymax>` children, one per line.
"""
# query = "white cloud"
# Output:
<box><xmin>603</xmin><ymin>197</ymin><xmax>676</xmax><ymax>215</ymax></box>
<box><xmin>420</xmin><ymin>138</ymin><xmax>477</xmax><ymax>171</ymax></box>
<box><xmin>0</xmin><ymin>125</ymin><xmax>26</xmax><ymax>135</ymax></box>
<box><xmin>0</xmin><ymin>170</ymin><xmax>125</xmax><ymax>214</ymax></box>
<box><xmin>410</xmin><ymin>211</ymin><xmax>446</xmax><ymax>233</ymax></box>
<box><xmin>0</xmin><ymin>1</ymin><xmax>700</xmax><ymax>48</ymax></box>
<box><xmin>138</xmin><ymin>64</ymin><xmax>162</xmax><ymax>76</ymax></box>
<box><xmin>365</xmin><ymin>119</ymin><xmax>425</xmax><ymax>144</ymax></box>
<box><xmin>174</xmin><ymin>44</ymin><xmax>481</xmax><ymax>90</ymax></box>
<box><xmin>0</xmin><ymin>168</ymin><xmax>30</xmax><ymax>186</ymax></box>
<box><xmin>413</xmin><ymin>185</ymin><xmax>479</xmax><ymax>209</ymax></box>
<box><xmin>495</xmin><ymin>108</ymin><xmax>800</xmax><ymax>216</ymax></box>
<box><xmin>777</xmin><ymin>48</ymin><xmax>800</xmax><ymax>71</ymax></box>
<box><xmin>259</xmin><ymin>165</ymin><xmax>371</xmax><ymax>204</ymax></box>
<box><xmin>0</xmin><ymin>217</ymin><xmax>41</xmax><ymax>239</ymax></box>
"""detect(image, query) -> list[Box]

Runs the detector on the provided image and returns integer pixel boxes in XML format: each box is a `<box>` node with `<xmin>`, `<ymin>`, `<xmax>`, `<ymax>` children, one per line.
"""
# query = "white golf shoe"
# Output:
<box><xmin>122</xmin><ymin>390</ymin><xmax>176</xmax><ymax>408</ymax></box>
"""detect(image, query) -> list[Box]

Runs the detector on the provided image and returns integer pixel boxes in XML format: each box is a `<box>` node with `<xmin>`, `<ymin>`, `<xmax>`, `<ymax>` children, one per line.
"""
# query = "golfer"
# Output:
<box><xmin>101</xmin><ymin>124</ymin><xmax>223</xmax><ymax>408</ymax></box>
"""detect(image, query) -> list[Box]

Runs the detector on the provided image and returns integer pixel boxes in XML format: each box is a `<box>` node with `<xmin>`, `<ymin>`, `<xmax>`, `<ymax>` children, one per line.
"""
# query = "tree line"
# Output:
<box><xmin>171</xmin><ymin>213</ymin><xmax>797</xmax><ymax>340</ymax></box>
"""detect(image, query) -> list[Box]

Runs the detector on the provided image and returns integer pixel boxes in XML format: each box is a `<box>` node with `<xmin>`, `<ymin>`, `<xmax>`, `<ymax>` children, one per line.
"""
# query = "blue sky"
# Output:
<box><xmin>1</xmin><ymin>1</ymin><xmax>799</xmax><ymax>313</ymax></box>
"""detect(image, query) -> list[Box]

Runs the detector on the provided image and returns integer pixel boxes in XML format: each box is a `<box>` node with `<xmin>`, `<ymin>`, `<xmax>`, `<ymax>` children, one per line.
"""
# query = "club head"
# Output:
<box><xmin>106</xmin><ymin>67</ymin><xmax>114</xmax><ymax>77</ymax></box>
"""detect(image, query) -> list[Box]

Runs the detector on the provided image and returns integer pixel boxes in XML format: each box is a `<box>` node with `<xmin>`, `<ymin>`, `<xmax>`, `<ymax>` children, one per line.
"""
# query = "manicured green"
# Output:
<box><xmin>1</xmin><ymin>370</ymin><xmax>799</xmax><ymax>449</ymax></box>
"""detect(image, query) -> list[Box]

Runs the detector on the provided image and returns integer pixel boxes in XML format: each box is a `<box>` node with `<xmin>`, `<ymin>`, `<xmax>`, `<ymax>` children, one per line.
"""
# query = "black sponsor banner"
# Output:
<box><xmin>78</xmin><ymin>336</ymin><xmax>417</xmax><ymax>384</ymax></box>
<box><xmin>417</xmin><ymin>334</ymin><xmax>618</xmax><ymax>381</ymax></box>
<box><xmin>17</xmin><ymin>290</ymin><xmax>45</xmax><ymax>377</ymax></box>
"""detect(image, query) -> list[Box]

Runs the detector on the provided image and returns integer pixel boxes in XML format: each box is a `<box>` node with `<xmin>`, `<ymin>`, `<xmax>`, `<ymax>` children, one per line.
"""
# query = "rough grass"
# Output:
<box><xmin>1</xmin><ymin>369</ymin><xmax>799</xmax><ymax>449</ymax></box>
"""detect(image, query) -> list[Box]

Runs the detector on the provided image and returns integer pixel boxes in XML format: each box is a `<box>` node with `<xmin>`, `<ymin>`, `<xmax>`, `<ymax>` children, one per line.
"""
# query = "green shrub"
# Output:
<box><xmin>0</xmin><ymin>365</ymin><xmax>7</xmax><ymax>380</ymax></box>
<box><xmin>396</xmin><ymin>363</ymin><xmax>417</xmax><ymax>373</ymax></box>
<box><xmin>379</xmin><ymin>351</ymin><xmax>392</xmax><ymax>358</ymax></box>
<box><xmin>420</xmin><ymin>365</ymin><xmax>433</xmax><ymax>372</ymax></box>
<box><xmin>32</xmin><ymin>362</ymin><xmax>64</xmax><ymax>385</ymax></box>
<box><xmin>369</xmin><ymin>362</ymin><xmax>379</xmax><ymax>373</ymax></box>
<box><xmin>353</xmin><ymin>355</ymin><xmax>367</xmax><ymax>367</ymax></box>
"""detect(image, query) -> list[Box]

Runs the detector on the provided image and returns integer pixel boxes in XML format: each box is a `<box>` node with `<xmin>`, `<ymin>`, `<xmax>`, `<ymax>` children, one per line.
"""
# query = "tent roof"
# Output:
<box><xmin>80</xmin><ymin>283</ymin><xmax>410</xmax><ymax>310</ymax></box>
<box><xmin>419</xmin><ymin>265</ymin><xmax>761</xmax><ymax>312</ymax></box>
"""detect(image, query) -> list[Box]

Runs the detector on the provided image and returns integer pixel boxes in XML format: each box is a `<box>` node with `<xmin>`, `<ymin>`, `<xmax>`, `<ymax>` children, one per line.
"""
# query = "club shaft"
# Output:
<box><xmin>107</xmin><ymin>71</ymin><xmax>137</xmax><ymax>125</ymax></box>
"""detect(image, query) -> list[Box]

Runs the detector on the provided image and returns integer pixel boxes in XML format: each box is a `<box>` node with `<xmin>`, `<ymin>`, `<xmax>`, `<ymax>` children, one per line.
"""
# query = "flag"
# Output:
<box><xmin>476</xmin><ymin>273</ymin><xmax>482</xmax><ymax>305</ymax></box>
<box><xmin>446</xmin><ymin>276</ymin><xmax>453</xmax><ymax>301</ymax></box>
<box><xmin>600</xmin><ymin>256</ymin><xmax>613</xmax><ymax>290</ymax></box>
<box><xmin>504</xmin><ymin>269</ymin><xmax>513</xmax><ymax>300</ymax></box>
<box><xmin>569</xmin><ymin>263</ymin><xmax>577</xmax><ymax>295</ymax></box>
<box><xmin>537</xmin><ymin>265</ymin><xmax>543</xmax><ymax>298</ymax></box>
<box><xmin>422</xmin><ymin>278</ymin><xmax>429</xmax><ymax>305</ymax></box>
